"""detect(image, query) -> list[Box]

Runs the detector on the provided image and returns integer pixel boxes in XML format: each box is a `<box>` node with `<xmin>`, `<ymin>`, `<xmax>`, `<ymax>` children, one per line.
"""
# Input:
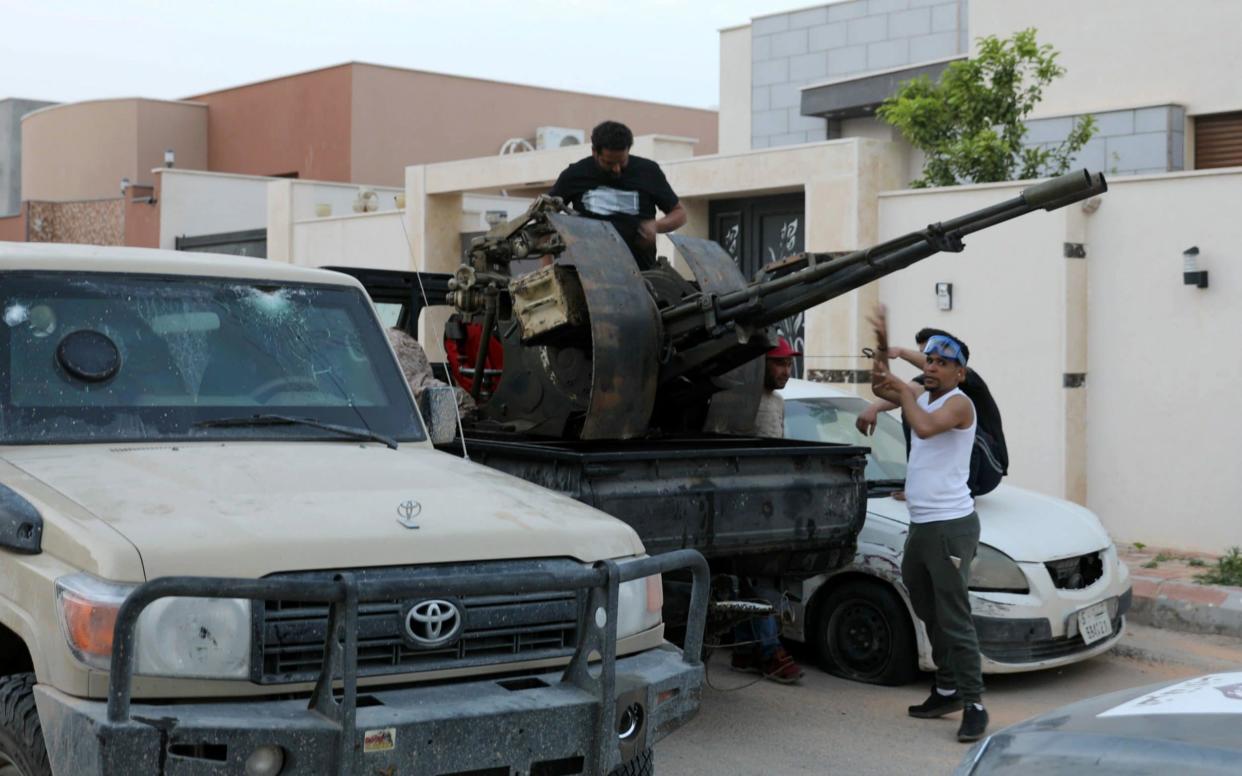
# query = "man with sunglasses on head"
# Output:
<box><xmin>858</xmin><ymin>328</ymin><xmax>1008</xmax><ymax>498</ymax></box>
<box><xmin>869</xmin><ymin>307</ymin><xmax>988</xmax><ymax>743</ymax></box>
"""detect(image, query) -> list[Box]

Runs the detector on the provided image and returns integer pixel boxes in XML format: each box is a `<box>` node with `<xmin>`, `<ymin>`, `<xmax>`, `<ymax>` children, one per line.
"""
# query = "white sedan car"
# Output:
<box><xmin>777</xmin><ymin>379</ymin><xmax>1132</xmax><ymax>685</ymax></box>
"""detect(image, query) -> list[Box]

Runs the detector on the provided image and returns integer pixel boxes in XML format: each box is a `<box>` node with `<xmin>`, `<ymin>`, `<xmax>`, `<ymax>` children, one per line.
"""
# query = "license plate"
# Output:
<box><xmin>1077</xmin><ymin>601</ymin><xmax>1113</xmax><ymax>645</ymax></box>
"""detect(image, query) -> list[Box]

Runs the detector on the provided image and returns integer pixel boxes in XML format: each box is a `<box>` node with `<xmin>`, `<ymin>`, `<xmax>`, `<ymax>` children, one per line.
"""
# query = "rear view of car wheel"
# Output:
<box><xmin>813</xmin><ymin>579</ymin><xmax>917</xmax><ymax>686</ymax></box>
<box><xmin>0</xmin><ymin>673</ymin><xmax>51</xmax><ymax>776</ymax></box>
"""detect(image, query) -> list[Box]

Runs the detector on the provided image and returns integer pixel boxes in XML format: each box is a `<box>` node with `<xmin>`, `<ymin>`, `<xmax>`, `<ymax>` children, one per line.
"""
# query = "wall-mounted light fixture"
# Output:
<box><xmin>935</xmin><ymin>282</ymin><xmax>953</xmax><ymax>311</ymax></box>
<box><xmin>164</xmin><ymin>148</ymin><xmax>175</xmax><ymax>168</ymax></box>
<box><xmin>1183</xmin><ymin>246</ymin><xmax>1209</xmax><ymax>288</ymax></box>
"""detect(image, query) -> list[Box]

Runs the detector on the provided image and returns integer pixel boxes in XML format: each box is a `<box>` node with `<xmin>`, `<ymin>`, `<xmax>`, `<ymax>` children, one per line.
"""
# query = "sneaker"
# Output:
<box><xmin>760</xmin><ymin>647</ymin><xmax>804</xmax><ymax>684</ymax></box>
<box><xmin>957</xmin><ymin>704</ymin><xmax>989</xmax><ymax>743</ymax></box>
<box><xmin>907</xmin><ymin>688</ymin><xmax>963</xmax><ymax>718</ymax></box>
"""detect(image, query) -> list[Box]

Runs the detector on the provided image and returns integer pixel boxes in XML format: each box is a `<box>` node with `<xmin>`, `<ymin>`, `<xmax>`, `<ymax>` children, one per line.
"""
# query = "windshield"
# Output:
<box><xmin>0</xmin><ymin>271</ymin><xmax>424</xmax><ymax>445</ymax></box>
<box><xmin>784</xmin><ymin>396</ymin><xmax>906</xmax><ymax>482</ymax></box>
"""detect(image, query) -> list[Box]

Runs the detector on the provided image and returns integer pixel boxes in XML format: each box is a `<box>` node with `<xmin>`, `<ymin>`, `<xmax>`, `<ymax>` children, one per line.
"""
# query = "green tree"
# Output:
<box><xmin>877</xmin><ymin>29</ymin><xmax>1096</xmax><ymax>188</ymax></box>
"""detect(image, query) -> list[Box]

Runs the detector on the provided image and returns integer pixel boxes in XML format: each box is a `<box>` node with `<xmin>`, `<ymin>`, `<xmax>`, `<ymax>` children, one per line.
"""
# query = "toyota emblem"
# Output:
<box><xmin>396</xmin><ymin>500</ymin><xmax>422</xmax><ymax>529</ymax></box>
<box><xmin>403</xmin><ymin>599</ymin><xmax>462</xmax><ymax>649</ymax></box>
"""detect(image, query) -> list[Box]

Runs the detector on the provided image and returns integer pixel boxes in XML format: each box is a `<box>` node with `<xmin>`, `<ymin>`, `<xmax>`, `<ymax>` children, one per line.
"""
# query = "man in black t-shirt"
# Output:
<box><xmin>548</xmin><ymin>120</ymin><xmax>687</xmax><ymax>270</ymax></box>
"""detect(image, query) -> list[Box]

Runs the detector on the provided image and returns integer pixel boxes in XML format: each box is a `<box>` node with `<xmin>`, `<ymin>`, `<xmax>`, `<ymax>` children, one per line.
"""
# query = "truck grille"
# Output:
<box><xmin>1044</xmin><ymin>551</ymin><xmax>1104</xmax><ymax>590</ymax></box>
<box><xmin>253</xmin><ymin>565</ymin><xmax>582</xmax><ymax>684</ymax></box>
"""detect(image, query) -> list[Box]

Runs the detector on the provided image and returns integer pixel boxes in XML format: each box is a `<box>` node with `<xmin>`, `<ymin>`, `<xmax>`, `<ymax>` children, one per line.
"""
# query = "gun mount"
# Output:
<box><xmin>448</xmin><ymin>169</ymin><xmax>1107</xmax><ymax>440</ymax></box>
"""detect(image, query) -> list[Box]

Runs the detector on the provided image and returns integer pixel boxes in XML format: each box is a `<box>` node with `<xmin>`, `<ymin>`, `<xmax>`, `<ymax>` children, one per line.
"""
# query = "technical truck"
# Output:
<box><xmin>0</xmin><ymin>241</ymin><xmax>708</xmax><ymax>776</ymax></box>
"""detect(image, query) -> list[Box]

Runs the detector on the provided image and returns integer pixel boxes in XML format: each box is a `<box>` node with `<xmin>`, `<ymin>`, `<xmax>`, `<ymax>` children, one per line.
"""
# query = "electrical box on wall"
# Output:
<box><xmin>935</xmin><ymin>282</ymin><xmax>953</xmax><ymax>311</ymax></box>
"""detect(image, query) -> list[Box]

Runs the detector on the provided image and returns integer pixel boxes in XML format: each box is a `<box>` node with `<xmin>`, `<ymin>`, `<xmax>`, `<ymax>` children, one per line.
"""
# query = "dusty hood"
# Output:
<box><xmin>867</xmin><ymin>484</ymin><xmax>1112</xmax><ymax>562</ymax></box>
<box><xmin>3</xmin><ymin>443</ymin><xmax>644</xmax><ymax>578</ymax></box>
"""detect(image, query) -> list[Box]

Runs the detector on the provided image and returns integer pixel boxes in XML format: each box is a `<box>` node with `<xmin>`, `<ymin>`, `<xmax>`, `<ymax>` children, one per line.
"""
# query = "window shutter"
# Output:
<box><xmin>1195</xmin><ymin>111</ymin><xmax>1242</xmax><ymax>169</ymax></box>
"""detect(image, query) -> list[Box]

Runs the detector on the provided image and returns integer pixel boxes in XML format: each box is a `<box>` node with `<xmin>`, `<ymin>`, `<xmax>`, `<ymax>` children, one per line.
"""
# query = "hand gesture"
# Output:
<box><xmin>870</xmin><ymin>365</ymin><xmax>907</xmax><ymax>404</ymax></box>
<box><xmin>855</xmin><ymin>404</ymin><xmax>880</xmax><ymax>436</ymax></box>
<box><xmin>867</xmin><ymin>304</ymin><xmax>890</xmax><ymax>368</ymax></box>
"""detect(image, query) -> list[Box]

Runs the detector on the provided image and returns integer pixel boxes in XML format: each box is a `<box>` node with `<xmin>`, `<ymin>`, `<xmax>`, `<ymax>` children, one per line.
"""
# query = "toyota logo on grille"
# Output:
<box><xmin>403</xmin><ymin>599</ymin><xmax>462</xmax><ymax>649</ymax></box>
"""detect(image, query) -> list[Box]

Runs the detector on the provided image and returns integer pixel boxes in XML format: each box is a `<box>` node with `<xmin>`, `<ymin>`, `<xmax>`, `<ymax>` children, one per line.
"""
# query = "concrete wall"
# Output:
<box><xmin>750</xmin><ymin>0</ymin><xmax>968</xmax><ymax>149</ymax></box>
<box><xmin>348</xmin><ymin>64</ymin><xmax>718</xmax><ymax>187</ymax></box>
<box><xmin>158</xmin><ymin>169</ymin><xmax>273</xmax><ymax>249</ymax></box>
<box><xmin>719</xmin><ymin>26</ymin><xmax>753</xmax><ymax>155</ymax></box>
<box><xmin>1</xmin><ymin>99</ymin><xmax>56</xmax><ymax>215</ymax></box>
<box><xmin>190</xmin><ymin>65</ymin><xmax>354</xmax><ymax>182</ymax></box>
<box><xmin>21</xmin><ymin>99</ymin><xmax>206</xmax><ymax>202</ymax></box>
<box><xmin>875</xmin><ymin>169</ymin><xmax>1242</xmax><ymax>553</ymax></box>
<box><xmin>972</xmin><ymin>0</ymin><xmax>1242</xmax><ymax>120</ymax></box>
<box><xmin>1084</xmin><ymin>170</ymin><xmax>1241</xmax><ymax>553</ymax></box>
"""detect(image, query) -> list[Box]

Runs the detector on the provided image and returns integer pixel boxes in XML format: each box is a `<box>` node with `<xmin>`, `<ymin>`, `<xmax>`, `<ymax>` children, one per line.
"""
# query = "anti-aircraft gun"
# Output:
<box><xmin>445</xmin><ymin>169</ymin><xmax>1107</xmax><ymax>441</ymax></box>
<box><xmin>343</xmin><ymin>168</ymin><xmax>1108</xmax><ymax>641</ymax></box>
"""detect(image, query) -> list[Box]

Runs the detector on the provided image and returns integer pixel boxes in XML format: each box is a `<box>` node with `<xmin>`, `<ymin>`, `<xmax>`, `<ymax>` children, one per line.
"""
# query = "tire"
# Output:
<box><xmin>607</xmin><ymin>748</ymin><xmax>654</xmax><ymax>776</ymax></box>
<box><xmin>812</xmin><ymin>579</ymin><xmax>917</xmax><ymax>686</ymax></box>
<box><xmin>0</xmin><ymin>674</ymin><xmax>51</xmax><ymax>776</ymax></box>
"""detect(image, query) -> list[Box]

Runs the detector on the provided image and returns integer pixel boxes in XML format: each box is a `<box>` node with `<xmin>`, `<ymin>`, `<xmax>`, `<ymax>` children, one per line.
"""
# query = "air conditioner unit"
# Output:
<box><xmin>536</xmin><ymin>126</ymin><xmax>585</xmax><ymax>150</ymax></box>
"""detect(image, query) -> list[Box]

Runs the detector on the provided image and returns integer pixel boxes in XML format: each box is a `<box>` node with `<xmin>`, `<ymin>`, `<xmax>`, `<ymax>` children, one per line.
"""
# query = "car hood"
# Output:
<box><xmin>3</xmin><ymin>443</ymin><xmax>644</xmax><ymax>578</ymax></box>
<box><xmin>867</xmin><ymin>483</ymin><xmax>1112</xmax><ymax>562</ymax></box>
<box><xmin>960</xmin><ymin>673</ymin><xmax>1242</xmax><ymax>775</ymax></box>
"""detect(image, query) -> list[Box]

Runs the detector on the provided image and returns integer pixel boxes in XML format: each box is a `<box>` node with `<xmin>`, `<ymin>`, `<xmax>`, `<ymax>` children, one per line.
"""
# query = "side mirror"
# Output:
<box><xmin>418</xmin><ymin>386</ymin><xmax>459</xmax><ymax>446</ymax></box>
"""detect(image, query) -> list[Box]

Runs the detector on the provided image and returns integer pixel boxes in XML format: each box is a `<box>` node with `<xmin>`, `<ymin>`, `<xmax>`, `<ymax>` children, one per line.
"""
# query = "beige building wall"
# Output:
<box><xmin>972</xmin><ymin>0</ymin><xmax>1242</xmax><ymax>118</ymax></box>
<box><xmin>877</xmin><ymin>182</ymin><xmax>1075</xmax><ymax>501</ymax></box>
<box><xmin>718</xmin><ymin>25</ymin><xmax>752</xmax><ymax>155</ymax></box>
<box><xmin>877</xmin><ymin>169</ymin><xmax>1242</xmax><ymax>553</ymax></box>
<box><xmin>349</xmin><ymin>64</ymin><xmax>719</xmax><ymax>187</ymax></box>
<box><xmin>1083</xmin><ymin>170</ymin><xmax>1241</xmax><ymax>553</ymax></box>
<box><xmin>21</xmin><ymin>99</ymin><xmax>206</xmax><ymax>203</ymax></box>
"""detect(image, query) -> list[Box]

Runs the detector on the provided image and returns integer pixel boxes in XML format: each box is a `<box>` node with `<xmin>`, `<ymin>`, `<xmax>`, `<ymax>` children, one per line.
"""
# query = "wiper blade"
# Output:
<box><xmin>193</xmin><ymin>414</ymin><xmax>398</xmax><ymax>450</ymax></box>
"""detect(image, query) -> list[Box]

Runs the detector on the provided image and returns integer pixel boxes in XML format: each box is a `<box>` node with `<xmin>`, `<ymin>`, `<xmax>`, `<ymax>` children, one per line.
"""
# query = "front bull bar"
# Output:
<box><xmin>96</xmin><ymin>549</ymin><xmax>708</xmax><ymax>775</ymax></box>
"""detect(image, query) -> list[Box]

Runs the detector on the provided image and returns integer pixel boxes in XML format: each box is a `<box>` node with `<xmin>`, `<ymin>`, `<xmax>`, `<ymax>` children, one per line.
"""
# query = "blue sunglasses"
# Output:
<box><xmin>922</xmin><ymin>334</ymin><xmax>967</xmax><ymax>366</ymax></box>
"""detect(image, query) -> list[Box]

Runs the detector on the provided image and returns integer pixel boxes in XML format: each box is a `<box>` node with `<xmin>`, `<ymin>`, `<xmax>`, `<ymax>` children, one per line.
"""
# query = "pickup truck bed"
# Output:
<box><xmin>450</xmin><ymin>433</ymin><xmax>868</xmax><ymax>579</ymax></box>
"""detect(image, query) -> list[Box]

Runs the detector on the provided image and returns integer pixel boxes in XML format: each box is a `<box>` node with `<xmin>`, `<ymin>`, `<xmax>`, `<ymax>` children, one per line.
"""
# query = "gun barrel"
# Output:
<box><xmin>661</xmin><ymin>169</ymin><xmax>1107</xmax><ymax>341</ymax></box>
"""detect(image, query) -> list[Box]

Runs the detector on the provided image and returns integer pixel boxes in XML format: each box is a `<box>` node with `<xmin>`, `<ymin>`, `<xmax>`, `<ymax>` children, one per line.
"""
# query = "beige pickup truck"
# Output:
<box><xmin>0</xmin><ymin>242</ymin><xmax>706</xmax><ymax>776</ymax></box>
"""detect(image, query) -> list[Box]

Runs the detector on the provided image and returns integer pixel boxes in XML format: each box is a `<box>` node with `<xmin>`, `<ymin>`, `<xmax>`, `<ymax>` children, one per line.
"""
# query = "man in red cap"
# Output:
<box><xmin>729</xmin><ymin>335</ymin><xmax>805</xmax><ymax>684</ymax></box>
<box><xmin>754</xmin><ymin>337</ymin><xmax>800</xmax><ymax>438</ymax></box>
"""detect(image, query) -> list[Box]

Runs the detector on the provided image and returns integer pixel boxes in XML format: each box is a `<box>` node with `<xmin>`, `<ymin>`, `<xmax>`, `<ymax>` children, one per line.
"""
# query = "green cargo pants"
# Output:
<box><xmin>901</xmin><ymin>512</ymin><xmax>984</xmax><ymax>703</ymax></box>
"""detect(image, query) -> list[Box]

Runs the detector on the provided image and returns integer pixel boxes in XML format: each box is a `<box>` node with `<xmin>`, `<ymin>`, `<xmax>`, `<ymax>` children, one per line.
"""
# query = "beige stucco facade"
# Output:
<box><xmin>21</xmin><ymin>99</ymin><xmax>206</xmax><ymax>202</ymax></box>
<box><xmin>971</xmin><ymin>0</ymin><xmax>1242</xmax><ymax>119</ymax></box>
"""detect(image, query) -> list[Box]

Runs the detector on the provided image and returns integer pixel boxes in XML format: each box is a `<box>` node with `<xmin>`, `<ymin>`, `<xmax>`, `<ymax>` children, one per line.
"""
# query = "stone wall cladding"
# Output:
<box><xmin>27</xmin><ymin>199</ymin><xmax>125</xmax><ymax>245</ymax></box>
<box><xmin>1024</xmin><ymin>105</ymin><xmax>1186</xmax><ymax>177</ymax></box>
<box><xmin>751</xmin><ymin>0</ymin><xmax>968</xmax><ymax>149</ymax></box>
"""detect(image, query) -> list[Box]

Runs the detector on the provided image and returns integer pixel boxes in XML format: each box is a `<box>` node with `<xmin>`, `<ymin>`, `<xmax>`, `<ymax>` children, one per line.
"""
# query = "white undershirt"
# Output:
<box><xmin>905</xmin><ymin>388</ymin><xmax>976</xmax><ymax>524</ymax></box>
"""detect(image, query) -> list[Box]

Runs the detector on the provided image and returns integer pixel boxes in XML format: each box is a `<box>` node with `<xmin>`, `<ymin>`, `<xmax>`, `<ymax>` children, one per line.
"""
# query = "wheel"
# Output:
<box><xmin>0</xmin><ymin>674</ymin><xmax>51</xmax><ymax>776</ymax></box>
<box><xmin>812</xmin><ymin>579</ymin><xmax>917</xmax><ymax>686</ymax></box>
<box><xmin>607</xmin><ymin>748</ymin><xmax>654</xmax><ymax>776</ymax></box>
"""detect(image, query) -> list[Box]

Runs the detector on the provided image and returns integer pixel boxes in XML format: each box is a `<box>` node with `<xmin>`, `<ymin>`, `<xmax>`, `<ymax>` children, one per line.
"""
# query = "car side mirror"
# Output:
<box><xmin>418</xmin><ymin>386</ymin><xmax>459</xmax><ymax>445</ymax></box>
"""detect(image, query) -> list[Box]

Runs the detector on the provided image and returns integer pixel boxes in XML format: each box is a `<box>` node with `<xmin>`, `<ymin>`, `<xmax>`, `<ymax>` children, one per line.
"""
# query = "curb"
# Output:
<box><xmin>1127</xmin><ymin>574</ymin><xmax>1242</xmax><ymax>639</ymax></box>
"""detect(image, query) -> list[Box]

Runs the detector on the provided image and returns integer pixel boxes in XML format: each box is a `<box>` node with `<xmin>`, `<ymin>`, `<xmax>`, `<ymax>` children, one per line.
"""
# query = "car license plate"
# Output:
<box><xmin>1077</xmin><ymin>601</ymin><xmax>1113</xmax><ymax>645</ymax></box>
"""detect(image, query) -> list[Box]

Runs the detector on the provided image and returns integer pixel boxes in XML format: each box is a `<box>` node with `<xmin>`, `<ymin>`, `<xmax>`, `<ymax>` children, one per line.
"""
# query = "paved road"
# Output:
<box><xmin>658</xmin><ymin>623</ymin><xmax>1242</xmax><ymax>775</ymax></box>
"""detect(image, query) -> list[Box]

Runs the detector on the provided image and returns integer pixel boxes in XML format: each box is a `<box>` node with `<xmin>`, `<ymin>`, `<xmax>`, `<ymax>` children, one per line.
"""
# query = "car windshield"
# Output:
<box><xmin>784</xmin><ymin>396</ymin><xmax>906</xmax><ymax>482</ymax></box>
<box><xmin>0</xmin><ymin>271</ymin><xmax>424</xmax><ymax>445</ymax></box>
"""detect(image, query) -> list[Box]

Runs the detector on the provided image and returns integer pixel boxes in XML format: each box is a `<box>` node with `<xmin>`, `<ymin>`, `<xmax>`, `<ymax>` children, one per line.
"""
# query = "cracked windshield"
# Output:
<box><xmin>0</xmin><ymin>272</ymin><xmax>422</xmax><ymax>444</ymax></box>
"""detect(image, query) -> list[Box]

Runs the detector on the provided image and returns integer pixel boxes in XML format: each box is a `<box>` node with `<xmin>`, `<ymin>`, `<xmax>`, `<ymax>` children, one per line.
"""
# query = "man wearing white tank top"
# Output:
<box><xmin>870</xmin><ymin>308</ymin><xmax>988</xmax><ymax>743</ymax></box>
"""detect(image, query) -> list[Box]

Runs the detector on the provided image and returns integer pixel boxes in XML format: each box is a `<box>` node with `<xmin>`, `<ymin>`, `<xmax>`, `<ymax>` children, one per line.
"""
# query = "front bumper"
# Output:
<box><xmin>34</xmin><ymin>550</ymin><xmax>709</xmax><ymax>776</ymax></box>
<box><xmin>37</xmin><ymin>646</ymin><xmax>701</xmax><ymax>775</ymax></box>
<box><xmin>968</xmin><ymin>550</ymin><xmax>1133</xmax><ymax>674</ymax></box>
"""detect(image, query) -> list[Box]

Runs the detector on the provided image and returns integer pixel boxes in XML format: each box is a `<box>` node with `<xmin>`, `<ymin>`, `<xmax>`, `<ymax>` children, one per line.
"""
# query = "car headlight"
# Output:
<box><xmin>968</xmin><ymin>544</ymin><xmax>1029</xmax><ymax>594</ymax></box>
<box><xmin>616</xmin><ymin>559</ymin><xmax>663</xmax><ymax>639</ymax></box>
<box><xmin>55</xmin><ymin>573</ymin><xmax>251</xmax><ymax>679</ymax></box>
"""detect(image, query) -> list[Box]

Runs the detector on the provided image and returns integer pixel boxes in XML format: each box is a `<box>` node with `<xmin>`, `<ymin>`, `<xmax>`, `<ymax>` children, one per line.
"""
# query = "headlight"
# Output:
<box><xmin>616</xmin><ymin>559</ymin><xmax>663</xmax><ymax>639</ymax></box>
<box><xmin>968</xmin><ymin>544</ymin><xmax>1029</xmax><ymax>594</ymax></box>
<box><xmin>55</xmin><ymin>573</ymin><xmax>251</xmax><ymax>679</ymax></box>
